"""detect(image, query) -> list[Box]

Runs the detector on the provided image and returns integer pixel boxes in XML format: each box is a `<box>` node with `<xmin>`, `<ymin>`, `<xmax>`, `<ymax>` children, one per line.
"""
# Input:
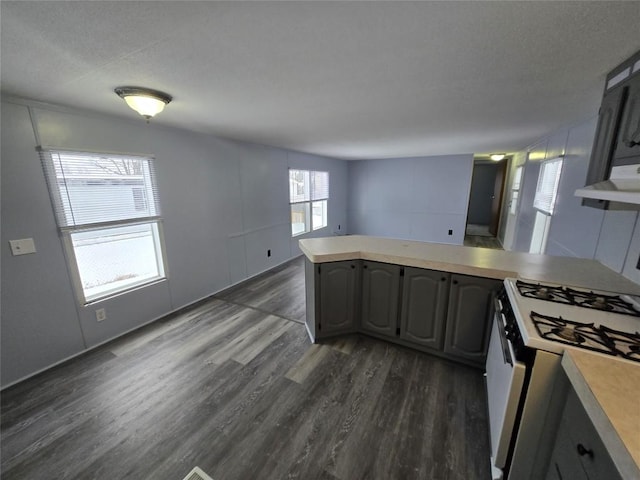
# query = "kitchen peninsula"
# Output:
<box><xmin>299</xmin><ymin>235</ymin><xmax>640</xmax><ymax>364</ymax></box>
<box><xmin>300</xmin><ymin>235</ymin><xmax>640</xmax><ymax>479</ymax></box>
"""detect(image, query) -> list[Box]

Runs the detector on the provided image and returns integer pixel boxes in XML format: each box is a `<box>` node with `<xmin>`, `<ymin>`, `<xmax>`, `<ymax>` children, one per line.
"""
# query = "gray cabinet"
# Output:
<box><xmin>546</xmin><ymin>388</ymin><xmax>621</xmax><ymax>480</ymax></box>
<box><xmin>443</xmin><ymin>274</ymin><xmax>501</xmax><ymax>365</ymax></box>
<box><xmin>613</xmin><ymin>73</ymin><xmax>640</xmax><ymax>165</ymax></box>
<box><xmin>305</xmin><ymin>259</ymin><xmax>501</xmax><ymax>367</ymax></box>
<box><xmin>318</xmin><ymin>260</ymin><xmax>360</xmax><ymax>336</ymax></box>
<box><xmin>581</xmin><ymin>49</ymin><xmax>640</xmax><ymax>210</ymax></box>
<box><xmin>361</xmin><ymin>261</ymin><xmax>401</xmax><ymax>337</ymax></box>
<box><xmin>400</xmin><ymin>268</ymin><xmax>450</xmax><ymax>350</ymax></box>
<box><xmin>583</xmin><ymin>86</ymin><xmax>627</xmax><ymax>209</ymax></box>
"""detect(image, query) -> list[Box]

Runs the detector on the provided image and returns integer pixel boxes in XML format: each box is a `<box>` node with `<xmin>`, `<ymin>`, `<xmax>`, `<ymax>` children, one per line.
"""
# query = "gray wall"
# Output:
<box><xmin>507</xmin><ymin>115</ymin><xmax>640</xmax><ymax>284</ymax></box>
<box><xmin>1</xmin><ymin>98</ymin><xmax>348</xmax><ymax>387</ymax></box>
<box><xmin>347</xmin><ymin>154</ymin><xmax>473</xmax><ymax>245</ymax></box>
<box><xmin>468</xmin><ymin>163</ymin><xmax>500</xmax><ymax>225</ymax></box>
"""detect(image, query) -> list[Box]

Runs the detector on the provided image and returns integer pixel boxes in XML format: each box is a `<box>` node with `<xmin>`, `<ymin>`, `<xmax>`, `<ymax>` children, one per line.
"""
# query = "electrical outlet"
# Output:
<box><xmin>267</xmin><ymin>249</ymin><xmax>271</xmax><ymax>257</ymax></box>
<box><xmin>448</xmin><ymin>229</ymin><xmax>453</xmax><ymax>235</ymax></box>
<box><xmin>96</xmin><ymin>308</ymin><xmax>106</xmax><ymax>322</ymax></box>
<box><xmin>338</xmin><ymin>224</ymin><xmax>341</xmax><ymax>230</ymax></box>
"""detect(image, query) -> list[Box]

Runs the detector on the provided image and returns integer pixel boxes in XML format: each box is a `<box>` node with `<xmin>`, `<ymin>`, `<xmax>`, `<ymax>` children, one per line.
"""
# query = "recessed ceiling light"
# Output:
<box><xmin>115</xmin><ymin>87</ymin><xmax>172</xmax><ymax>121</ymax></box>
<box><xmin>490</xmin><ymin>153</ymin><xmax>506</xmax><ymax>161</ymax></box>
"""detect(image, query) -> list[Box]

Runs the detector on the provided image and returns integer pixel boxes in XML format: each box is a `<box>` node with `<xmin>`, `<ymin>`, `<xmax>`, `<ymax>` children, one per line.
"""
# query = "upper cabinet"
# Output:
<box><xmin>582</xmin><ymin>86</ymin><xmax>627</xmax><ymax>209</ymax></box>
<box><xmin>613</xmin><ymin>73</ymin><xmax>640</xmax><ymax>164</ymax></box>
<box><xmin>582</xmin><ymin>50</ymin><xmax>640</xmax><ymax>210</ymax></box>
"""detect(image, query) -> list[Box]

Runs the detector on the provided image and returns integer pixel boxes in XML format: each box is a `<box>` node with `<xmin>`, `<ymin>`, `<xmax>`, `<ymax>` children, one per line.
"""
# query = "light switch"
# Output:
<box><xmin>9</xmin><ymin>238</ymin><xmax>37</xmax><ymax>256</ymax></box>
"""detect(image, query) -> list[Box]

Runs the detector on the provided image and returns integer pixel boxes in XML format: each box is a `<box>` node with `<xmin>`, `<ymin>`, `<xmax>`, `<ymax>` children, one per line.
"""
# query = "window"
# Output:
<box><xmin>289</xmin><ymin>169</ymin><xmax>329</xmax><ymax>236</ymax></box>
<box><xmin>529</xmin><ymin>157</ymin><xmax>564</xmax><ymax>254</ymax></box>
<box><xmin>533</xmin><ymin>157</ymin><xmax>564</xmax><ymax>215</ymax></box>
<box><xmin>509</xmin><ymin>165</ymin><xmax>523</xmax><ymax>215</ymax></box>
<box><xmin>40</xmin><ymin>149</ymin><xmax>167</xmax><ymax>303</ymax></box>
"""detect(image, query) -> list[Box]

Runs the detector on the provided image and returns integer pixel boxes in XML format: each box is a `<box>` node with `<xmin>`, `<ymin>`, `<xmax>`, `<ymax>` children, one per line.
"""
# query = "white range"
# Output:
<box><xmin>486</xmin><ymin>277</ymin><xmax>640</xmax><ymax>480</ymax></box>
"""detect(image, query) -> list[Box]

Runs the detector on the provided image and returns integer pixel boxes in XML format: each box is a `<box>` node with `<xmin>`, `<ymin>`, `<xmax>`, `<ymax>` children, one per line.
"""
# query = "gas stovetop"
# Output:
<box><xmin>531</xmin><ymin>311</ymin><xmax>640</xmax><ymax>363</ymax></box>
<box><xmin>504</xmin><ymin>278</ymin><xmax>640</xmax><ymax>359</ymax></box>
<box><xmin>516</xmin><ymin>280</ymin><xmax>640</xmax><ymax>317</ymax></box>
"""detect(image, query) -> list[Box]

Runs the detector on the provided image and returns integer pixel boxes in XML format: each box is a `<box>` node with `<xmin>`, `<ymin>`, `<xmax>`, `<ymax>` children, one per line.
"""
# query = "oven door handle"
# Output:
<box><xmin>493</xmin><ymin>299</ymin><xmax>513</xmax><ymax>367</ymax></box>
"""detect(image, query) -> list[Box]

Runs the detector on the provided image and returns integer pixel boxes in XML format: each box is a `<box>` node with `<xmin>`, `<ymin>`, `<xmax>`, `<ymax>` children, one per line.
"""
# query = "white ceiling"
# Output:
<box><xmin>2</xmin><ymin>1</ymin><xmax>640</xmax><ymax>160</ymax></box>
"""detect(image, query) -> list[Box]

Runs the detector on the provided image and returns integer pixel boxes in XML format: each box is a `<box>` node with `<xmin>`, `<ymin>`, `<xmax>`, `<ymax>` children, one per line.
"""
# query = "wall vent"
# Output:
<box><xmin>182</xmin><ymin>466</ymin><xmax>214</xmax><ymax>480</ymax></box>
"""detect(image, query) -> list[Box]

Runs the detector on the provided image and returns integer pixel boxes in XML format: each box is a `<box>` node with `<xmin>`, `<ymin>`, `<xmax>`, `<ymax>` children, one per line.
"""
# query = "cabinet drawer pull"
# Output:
<box><xmin>554</xmin><ymin>463</ymin><xmax>563</xmax><ymax>480</ymax></box>
<box><xmin>576</xmin><ymin>444</ymin><xmax>594</xmax><ymax>459</ymax></box>
<box><xmin>351</xmin><ymin>265</ymin><xmax>355</xmax><ymax>269</ymax></box>
<box><xmin>453</xmin><ymin>280</ymin><xmax>458</xmax><ymax>285</ymax></box>
<box><xmin>441</xmin><ymin>277</ymin><xmax>447</xmax><ymax>282</ymax></box>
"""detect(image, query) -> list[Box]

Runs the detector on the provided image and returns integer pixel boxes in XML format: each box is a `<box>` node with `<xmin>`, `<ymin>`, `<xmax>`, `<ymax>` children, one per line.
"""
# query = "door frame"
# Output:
<box><xmin>489</xmin><ymin>159</ymin><xmax>508</xmax><ymax>237</ymax></box>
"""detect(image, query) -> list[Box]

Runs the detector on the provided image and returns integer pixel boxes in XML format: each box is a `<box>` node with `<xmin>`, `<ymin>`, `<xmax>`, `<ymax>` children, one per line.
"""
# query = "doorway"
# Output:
<box><xmin>464</xmin><ymin>158</ymin><xmax>507</xmax><ymax>249</ymax></box>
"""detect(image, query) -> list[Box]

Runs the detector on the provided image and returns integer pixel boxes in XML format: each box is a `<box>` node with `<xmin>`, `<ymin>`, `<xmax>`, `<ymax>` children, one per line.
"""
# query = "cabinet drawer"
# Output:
<box><xmin>562</xmin><ymin>389</ymin><xmax>619</xmax><ymax>480</ymax></box>
<box><xmin>546</xmin><ymin>416</ymin><xmax>589</xmax><ymax>480</ymax></box>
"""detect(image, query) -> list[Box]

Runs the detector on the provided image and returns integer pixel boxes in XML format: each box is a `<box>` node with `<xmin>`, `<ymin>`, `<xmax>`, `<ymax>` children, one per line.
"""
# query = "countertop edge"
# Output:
<box><xmin>298</xmin><ymin>242</ymin><xmax>516</xmax><ymax>280</ymax></box>
<box><xmin>561</xmin><ymin>352</ymin><xmax>640</xmax><ymax>479</ymax></box>
<box><xmin>298</xmin><ymin>236</ymin><xmax>640</xmax><ymax>293</ymax></box>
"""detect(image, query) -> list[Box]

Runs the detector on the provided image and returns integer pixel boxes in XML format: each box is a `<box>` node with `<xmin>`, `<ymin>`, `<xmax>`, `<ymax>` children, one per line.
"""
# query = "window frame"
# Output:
<box><xmin>288</xmin><ymin>169</ymin><xmax>329</xmax><ymax>237</ymax></box>
<box><xmin>509</xmin><ymin>165</ymin><xmax>524</xmax><ymax>215</ymax></box>
<box><xmin>39</xmin><ymin>148</ymin><xmax>169</xmax><ymax>304</ymax></box>
<box><xmin>533</xmin><ymin>157</ymin><xmax>564</xmax><ymax>216</ymax></box>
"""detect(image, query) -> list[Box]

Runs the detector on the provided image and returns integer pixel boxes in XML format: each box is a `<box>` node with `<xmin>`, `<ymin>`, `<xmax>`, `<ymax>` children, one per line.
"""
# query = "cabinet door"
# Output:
<box><xmin>562</xmin><ymin>389</ymin><xmax>621</xmax><ymax>480</ymax></box>
<box><xmin>583</xmin><ymin>85</ymin><xmax>627</xmax><ymax>209</ymax></box>
<box><xmin>545</xmin><ymin>416</ymin><xmax>590</xmax><ymax>480</ymax></box>
<box><xmin>319</xmin><ymin>261</ymin><xmax>359</xmax><ymax>335</ymax></box>
<box><xmin>443</xmin><ymin>274</ymin><xmax>501</xmax><ymax>365</ymax></box>
<box><xmin>613</xmin><ymin>74</ymin><xmax>640</xmax><ymax>164</ymax></box>
<box><xmin>361</xmin><ymin>261</ymin><xmax>401</xmax><ymax>337</ymax></box>
<box><xmin>400</xmin><ymin>268</ymin><xmax>450</xmax><ymax>349</ymax></box>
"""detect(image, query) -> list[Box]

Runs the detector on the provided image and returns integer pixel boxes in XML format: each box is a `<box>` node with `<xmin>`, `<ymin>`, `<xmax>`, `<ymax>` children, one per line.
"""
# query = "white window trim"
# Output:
<box><xmin>40</xmin><ymin>148</ymin><xmax>169</xmax><ymax>304</ymax></box>
<box><xmin>509</xmin><ymin>165</ymin><xmax>524</xmax><ymax>215</ymax></box>
<box><xmin>289</xmin><ymin>169</ymin><xmax>329</xmax><ymax>237</ymax></box>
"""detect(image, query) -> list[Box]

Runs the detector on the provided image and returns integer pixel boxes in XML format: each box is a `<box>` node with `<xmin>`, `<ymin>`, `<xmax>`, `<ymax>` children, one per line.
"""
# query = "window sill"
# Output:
<box><xmin>83</xmin><ymin>276</ymin><xmax>168</xmax><ymax>306</ymax></box>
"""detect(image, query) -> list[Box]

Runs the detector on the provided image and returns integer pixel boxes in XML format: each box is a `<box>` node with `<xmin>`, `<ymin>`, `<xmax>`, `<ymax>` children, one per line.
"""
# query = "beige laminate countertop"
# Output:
<box><xmin>562</xmin><ymin>351</ymin><xmax>640</xmax><ymax>479</ymax></box>
<box><xmin>299</xmin><ymin>235</ymin><xmax>640</xmax><ymax>294</ymax></box>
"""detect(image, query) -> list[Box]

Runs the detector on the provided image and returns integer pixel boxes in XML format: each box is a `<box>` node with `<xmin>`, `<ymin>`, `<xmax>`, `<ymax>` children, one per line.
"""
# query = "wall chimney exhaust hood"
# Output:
<box><xmin>575</xmin><ymin>164</ymin><xmax>640</xmax><ymax>205</ymax></box>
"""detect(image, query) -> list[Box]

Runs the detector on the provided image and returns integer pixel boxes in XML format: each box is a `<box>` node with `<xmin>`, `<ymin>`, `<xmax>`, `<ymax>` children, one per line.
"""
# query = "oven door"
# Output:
<box><xmin>485</xmin><ymin>301</ymin><xmax>526</xmax><ymax>479</ymax></box>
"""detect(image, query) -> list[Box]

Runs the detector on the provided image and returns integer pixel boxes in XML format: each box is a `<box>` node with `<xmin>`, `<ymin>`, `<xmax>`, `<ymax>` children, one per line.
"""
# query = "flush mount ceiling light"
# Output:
<box><xmin>114</xmin><ymin>87</ymin><xmax>172</xmax><ymax>121</ymax></box>
<box><xmin>490</xmin><ymin>153</ymin><xmax>506</xmax><ymax>161</ymax></box>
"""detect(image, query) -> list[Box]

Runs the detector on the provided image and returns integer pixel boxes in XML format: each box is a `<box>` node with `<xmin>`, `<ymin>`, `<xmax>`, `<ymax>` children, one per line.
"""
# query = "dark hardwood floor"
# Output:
<box><xmin>1</xmin><ymin>256</ymin><xmax>491</xmax><ymax>480</ymax></box>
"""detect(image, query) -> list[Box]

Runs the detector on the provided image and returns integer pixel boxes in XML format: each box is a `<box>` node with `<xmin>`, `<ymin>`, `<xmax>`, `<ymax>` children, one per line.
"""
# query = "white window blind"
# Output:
<box><xmin>40</xmin><ymin>149</ymin><xmax>161</xmax><ymax>230</ymax></box>
<box><xmin>512</xmin><ymin>165</ymin><xmax>523</xmax><ymax>190</ymax></box>
<box><xmin>289</xmin><ymin>169</ymin><xmax>329</xmax><ymax>236</ymax></box>
<box><xmin>289</xmin><ymin>169</ymin><xmax>310</xmax><ymax>203</ymax></box>
<box><xmin>311</xmin><ymin>171</ymin><xmax>329</xmax><ymax>200</ymax></box>
<box><xmin>39</xmin><ymin>148</ymin><xmax>167</xmax><ymax>304</ymax></box>
<box><xmin>533</xmin><ymin>157</ymin><xmax>563</xmax><ymax>215</ymax></box>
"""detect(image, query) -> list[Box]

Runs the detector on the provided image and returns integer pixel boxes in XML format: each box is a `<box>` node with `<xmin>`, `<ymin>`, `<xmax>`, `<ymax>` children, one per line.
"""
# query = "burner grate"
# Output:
<box><xmin>516</xmin><ymin>281</ymin><xmax>572</xmax><ymax>304</ymax></box>
<box><xmin>517</xmin><ymin>280</ymin><xmax>640</xmax><ymax>317</ymax></box>
<box><xmin>530</xmin><ymin>311</ymin><xmax>640</xmax><ymax>362</ymax></box>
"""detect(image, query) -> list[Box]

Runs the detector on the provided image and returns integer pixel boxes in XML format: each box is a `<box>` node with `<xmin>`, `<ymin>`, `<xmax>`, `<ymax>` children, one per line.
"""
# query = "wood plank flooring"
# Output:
<box><xmin>464</xmin><ymin>235</ymin><xmax>503</xmax><ymax>250</ymax></box>
<box><xmin>1</xmin><ymin>256</ymin><xmax>492</xmax><ymax>480</ymax></box>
